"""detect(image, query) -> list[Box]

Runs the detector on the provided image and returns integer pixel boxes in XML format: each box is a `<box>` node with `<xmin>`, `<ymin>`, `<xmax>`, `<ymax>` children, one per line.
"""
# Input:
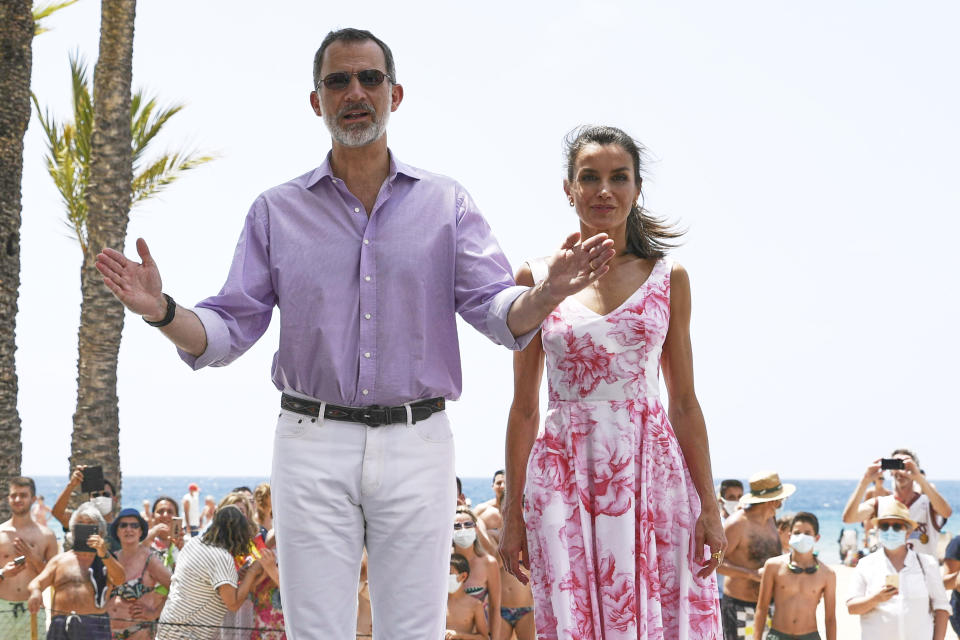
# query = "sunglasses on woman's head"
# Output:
<box><xmin>453</xmin><ymin>522</ymin><xmax>476</xmax><ymax>530</ymax></box>
<box><xmin>318</xmin><ymin>69</ymin><xmax>392</xmax><ymax>91</ymax></box>
<box><xmin>878</xmin><ymin>523</ymin><xmax>905</xmax><ymax>532</ymax></box>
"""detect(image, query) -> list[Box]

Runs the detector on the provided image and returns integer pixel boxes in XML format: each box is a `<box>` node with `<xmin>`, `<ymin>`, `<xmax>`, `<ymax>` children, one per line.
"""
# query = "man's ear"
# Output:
<box><xmin>310</xmin><ymin>91</ymin><xmax>322</xmax><ymax>117</ymax></box>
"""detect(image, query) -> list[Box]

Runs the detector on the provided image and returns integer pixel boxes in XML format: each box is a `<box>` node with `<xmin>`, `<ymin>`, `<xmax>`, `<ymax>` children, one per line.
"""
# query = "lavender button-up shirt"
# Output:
<box><xmin>179</xmin><ymin>152</ymin><xmax>533</xmax><ymax>407</ymax></box>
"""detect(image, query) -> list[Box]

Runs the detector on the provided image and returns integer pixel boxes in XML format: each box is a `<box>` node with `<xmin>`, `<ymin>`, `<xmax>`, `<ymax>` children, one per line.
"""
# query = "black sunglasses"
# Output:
<box><xmin>878</xmin><ymin>523</ymin><xmax>905</xmax><ymax>532</ymax></box>
<box><xmin>453</xmin><ymin>522</ymin><xmax>476</xmax><ymax>530</ymax></box>
<box><xmin>318</xmin><ymin>69</ymin><xmax>392</xmax><ymax>91</ymax></box>
<box><xmin>117</xmin><ymin>521</ymin><xmax>140</xmax><ymax>529</ymax></box>
<box><xmin>90</xmin><ymin>490</ymin><xmax>112</xmax><ymax>498</ymax></box>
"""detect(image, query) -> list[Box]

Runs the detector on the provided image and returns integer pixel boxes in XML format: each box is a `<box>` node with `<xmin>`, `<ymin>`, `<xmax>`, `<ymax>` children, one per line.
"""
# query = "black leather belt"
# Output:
<box><xmin>280</xmin><ymin>393</ymin><xmax>445</xmax><ymax>427</ymax></box>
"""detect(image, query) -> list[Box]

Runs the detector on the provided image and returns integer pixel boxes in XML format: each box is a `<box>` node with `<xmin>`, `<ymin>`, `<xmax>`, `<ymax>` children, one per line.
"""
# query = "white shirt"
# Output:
<box><xmin>183</xmin><ymin>491</ymin><xmax>201</xmax><ymax>527</ymax></box>
<box><xmin>848</xmin><ymin>547</ymin><xmax>949</xmax><ymax>640</ymax></box>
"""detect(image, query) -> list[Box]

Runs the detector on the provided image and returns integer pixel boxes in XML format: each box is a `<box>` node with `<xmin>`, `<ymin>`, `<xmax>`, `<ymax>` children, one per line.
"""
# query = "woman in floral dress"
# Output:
<box><xmin>500</xmin><ymin>125</ymin><xmax>724</xmax><ymax>639</ymax></box>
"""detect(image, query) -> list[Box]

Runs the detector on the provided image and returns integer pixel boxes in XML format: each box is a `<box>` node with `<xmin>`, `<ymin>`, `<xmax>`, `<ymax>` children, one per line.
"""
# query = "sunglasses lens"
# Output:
<box><xmin>323</xmin><ymin>73</ymin><xmax>350</xmax><ymax>90</ymax></box>
<box><xmin>357</xmin><ymin>70</ymin><xmax>385</xmax><ymax>86</ymax></box>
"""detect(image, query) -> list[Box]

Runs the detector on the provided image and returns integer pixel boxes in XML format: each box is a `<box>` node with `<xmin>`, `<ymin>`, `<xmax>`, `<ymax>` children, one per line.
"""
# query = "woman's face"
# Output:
<box><xmin>153</xmin><ymin>500</ymin><xmax>176</xmax><ymax>526</ymax></box>
<box><xmin>565</xmin><ymin>143</ymin><xmax>641</xmax><ymax>235</ymax></box>
<box><xmin>116</xmin><ymin>516</ymin><xmax>142</xmax><ymax>544</ymax></box>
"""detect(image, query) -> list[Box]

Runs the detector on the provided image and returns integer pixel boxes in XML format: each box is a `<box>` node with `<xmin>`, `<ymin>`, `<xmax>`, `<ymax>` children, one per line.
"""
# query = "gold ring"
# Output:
<box><xmin>711</xmin><ymin>551</ymin><xmax>723</xmax><ymax>561</ymax></box>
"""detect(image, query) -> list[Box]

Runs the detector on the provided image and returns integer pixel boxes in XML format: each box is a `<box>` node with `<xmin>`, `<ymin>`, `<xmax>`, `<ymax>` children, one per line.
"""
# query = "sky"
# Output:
<box><xmin>15</xmin><ymin>1</ymin><xmax>960</xmax><ymax>482</ymax></box>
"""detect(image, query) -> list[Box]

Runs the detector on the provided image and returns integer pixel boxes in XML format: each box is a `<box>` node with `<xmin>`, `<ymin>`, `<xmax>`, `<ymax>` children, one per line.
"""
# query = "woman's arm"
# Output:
<box><xmin>217</xmin><ymin>563</ymin><xmax>263</xmax><ymax>611</ymax></box>
<box><xmin>51</xmin><ymin>467</ymin><xmax>84</xmax><ymax>529</ymax></box>
<box><xmin>660</xmin><ymin>264</ymin><xmax>724</xmax><ymax>577</ymax></box>
<box><xmin>499</xmin><ymin>265</ymin><xmax>546</xmax><ymax>584</ymax></box>
<box><xmin>147</xmin><ymin>553</ymin><xmax>172</xmax><ymax>588</ymax></box>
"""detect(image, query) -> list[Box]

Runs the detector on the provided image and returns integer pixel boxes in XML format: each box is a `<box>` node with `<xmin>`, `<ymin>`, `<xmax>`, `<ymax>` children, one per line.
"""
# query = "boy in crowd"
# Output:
<box><xmin>754</xmin><ymin>512</ymin><xmax>836</xmax><ymax>640</ymax></box>
<box><xmin>446</xmin><ymin>553</ymin><xmax>488</xmax><ymax>640</ymax></box>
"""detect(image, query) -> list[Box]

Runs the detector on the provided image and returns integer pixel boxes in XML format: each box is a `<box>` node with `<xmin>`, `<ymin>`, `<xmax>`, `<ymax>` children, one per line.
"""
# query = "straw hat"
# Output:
<box><xmin>871</xmin><ymin>495</ymin><xmax>917</xmax><ymax>529</ymax></box>
<box><xmin>739</xmin><ymin>471</ymin><xmax>796</xmax><ymax>505</ymax></box>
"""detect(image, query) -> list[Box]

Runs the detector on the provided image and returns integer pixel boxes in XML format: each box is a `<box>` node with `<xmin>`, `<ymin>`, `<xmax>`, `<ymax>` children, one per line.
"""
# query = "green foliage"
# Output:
<box><xmin>32</xmin><ymin>0</ymin><xmax>80</xmax><ymax>36</ymax></box>
<box><xmin>33</xmin><ymin>53</ymin><xmax>214</xmax><ymax>255</ymax></box>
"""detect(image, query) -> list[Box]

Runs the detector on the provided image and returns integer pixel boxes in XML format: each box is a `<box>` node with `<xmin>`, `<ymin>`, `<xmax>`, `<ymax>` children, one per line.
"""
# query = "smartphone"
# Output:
<box><xmin>80</xmin><ymin>465</ymin><xmax>105</xmax><ymax>493</ymax></box>
<box><xmin>880</xmin><ymin>458</ymin><xmax>905</xmax><ymax>470</ymax></box>
<box><xmin>171</xmin><ymin>517</ymin><xmax>183</xmax><ymax>537</ymax></box>
<box><xmin>72</xmin><ymin>523</ymin><xmax>99</xmax><ymax>552</ymax></box>
<box><xmin>885</xmin><ymin>574</ymin><xmax>899</xmax><ymax>588</ymax></box>
<box><xmin>13</xmin><ymin>555</ymin><xmax>26</xmax><ymax>566</ymax></box>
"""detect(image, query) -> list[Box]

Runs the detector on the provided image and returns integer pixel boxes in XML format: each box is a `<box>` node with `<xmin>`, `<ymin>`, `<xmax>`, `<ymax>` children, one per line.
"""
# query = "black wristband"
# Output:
<box><xmin>143</xmin><ymin>293</ymin><xmax>176</xmax><ymax>327</ymax></box>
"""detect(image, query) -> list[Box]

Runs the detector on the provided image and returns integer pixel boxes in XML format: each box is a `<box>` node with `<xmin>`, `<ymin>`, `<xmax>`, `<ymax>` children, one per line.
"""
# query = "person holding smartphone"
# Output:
<box><xmin>27</xmin><ymin>502</ymin><xmax>125</xmax><ymax>639</ymax></box>
<box><xmin>841</xmin><ymin>449</ymin><xmax>952</xmax><ymax>558</ymax></box>
<box><xmin>846</xmin><ymin>498</ymin><xmax>950</xmax><ymax>640</ymax></box>
<box><xmin>51</xmin><ymin>466</ymin><xmax>121</xmax><ymax>552</ymax></box>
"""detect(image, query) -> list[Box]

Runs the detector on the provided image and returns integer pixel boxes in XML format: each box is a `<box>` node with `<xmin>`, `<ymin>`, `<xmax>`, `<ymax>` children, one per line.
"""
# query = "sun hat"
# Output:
<box><xmin>739</xmin><ymin>471</ymin><xmax>796</xmax><ymax>505</ymax></box>
<box><xmin>188</xmin><ymin>482</ymin><xmax>200</xmax><ymax>492</ymax></box>
<box><xmin>871</xmin><ymin>495</ymin><xmax>917</xmax><ymax>529</ymax></box>
<box><xmin>109</xmin><ymin>507</ymin><xmax>149</xmax><ymax>542</ymax></box>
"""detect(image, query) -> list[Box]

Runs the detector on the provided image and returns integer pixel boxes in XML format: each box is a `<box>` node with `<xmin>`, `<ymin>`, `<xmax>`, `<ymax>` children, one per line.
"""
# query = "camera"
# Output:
<box><xmin>880</xmin><ymin>458</ymin><xmax>905</xmax><ymax>470</ymax></box>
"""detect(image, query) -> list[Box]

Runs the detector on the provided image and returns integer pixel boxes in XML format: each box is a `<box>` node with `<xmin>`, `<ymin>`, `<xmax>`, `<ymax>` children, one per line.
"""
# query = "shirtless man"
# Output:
<box><xmin>474</xmin><ymin>470</ymin><xmax>505</xmax><ymax>531</ymax></box>
<box><xmin>0</xmin><ymin>477</ymin><xmax>58</xmax><ymax>638</ymax></box>
<box><xmin>28</xmin><ymin>502</ymin><xmax>125</xmax><ymax>640</ymax></box>
<box><xmin>446</xmin><ymin>553</ymin><xmax>488</xmax><ymax>640</ymax></box>
<box><xmin>718</xmin><ymin>471</ymin><xmax>795</xmax><ymax>640</ymax></box>
<box><xmin>755</xmin><ymin>512</ymin><xmax>836</xmax><ymax>640</ymax></box>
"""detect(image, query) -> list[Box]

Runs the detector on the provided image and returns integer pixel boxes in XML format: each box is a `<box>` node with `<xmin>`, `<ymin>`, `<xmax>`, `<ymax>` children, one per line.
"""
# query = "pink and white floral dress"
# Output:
<box><xmin>524</xmin><ymin>257</ymin><xmax>720</xmax><ymax>640</ymax></box>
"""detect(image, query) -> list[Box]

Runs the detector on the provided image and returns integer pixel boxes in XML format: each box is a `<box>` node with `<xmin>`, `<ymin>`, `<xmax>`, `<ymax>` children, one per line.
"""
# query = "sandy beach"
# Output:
<box><xmin>816</xmin><ymin>564</ymin><xmax>958</xmax><ymax>640</ymax></box>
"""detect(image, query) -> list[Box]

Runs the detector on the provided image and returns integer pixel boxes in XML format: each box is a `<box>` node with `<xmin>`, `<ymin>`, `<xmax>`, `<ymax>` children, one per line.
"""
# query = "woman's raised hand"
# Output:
<box><xmin>96</xmin><ymin>238</ymin><xmax>165</xmax><ymax>320</ymax></box>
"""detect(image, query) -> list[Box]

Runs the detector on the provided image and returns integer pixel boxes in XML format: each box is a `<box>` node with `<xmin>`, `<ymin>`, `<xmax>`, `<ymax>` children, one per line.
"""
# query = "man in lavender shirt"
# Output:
<box><xmin>96</xmin><ymin>28</ymin><xmax>614</xmax><ymax>640</ymax></box>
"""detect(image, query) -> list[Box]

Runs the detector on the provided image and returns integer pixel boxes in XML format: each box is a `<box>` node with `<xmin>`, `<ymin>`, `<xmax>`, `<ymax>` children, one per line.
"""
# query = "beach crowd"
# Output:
<box><xmin>0</xmin><ymin>447</ymin><xmax>957</xmax><ymax>639</ymax></box>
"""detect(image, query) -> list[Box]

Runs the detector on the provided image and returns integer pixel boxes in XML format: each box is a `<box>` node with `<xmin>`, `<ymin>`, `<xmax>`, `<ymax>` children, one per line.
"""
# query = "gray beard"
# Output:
<box><xmin>324</xmin><ymin>109</ymin><xmax>389</xmax><ymax>148</ymax></box>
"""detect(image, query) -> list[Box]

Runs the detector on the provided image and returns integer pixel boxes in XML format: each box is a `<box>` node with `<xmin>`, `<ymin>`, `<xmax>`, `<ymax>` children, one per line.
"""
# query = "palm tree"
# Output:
<box><xmin>0</xmin><ymin>0</ymin><xmax>35</xmax><ymax>520</ymax></box>
<box><xmin>34</xmin><ymin>46</ymin><xmax>213</xmax><ymax>500</ymax></box>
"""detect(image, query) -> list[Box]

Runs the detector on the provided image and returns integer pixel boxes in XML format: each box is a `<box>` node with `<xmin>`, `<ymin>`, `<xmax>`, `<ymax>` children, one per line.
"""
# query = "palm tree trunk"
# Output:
<box><xmin>71</xmin><ymin>0</ymin><xmax>136</xmax><ymax>502</ymax></box>
<box><xmin>0</xmin><ymin>0</ymin><xmax>33</xmax><ymax>520</ymax></box>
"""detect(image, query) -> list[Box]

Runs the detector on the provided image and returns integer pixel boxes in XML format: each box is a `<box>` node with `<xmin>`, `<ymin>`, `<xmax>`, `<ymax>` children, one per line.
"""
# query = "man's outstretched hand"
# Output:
<box><xmin>96</xmin><ymin>238</ymin><xmax>165</xmax><ymax>320</ymax></box>
<box><xmin>541</xmin><ymin>231</ymin><xmax>616</xmax><ymax>302</ymax></box>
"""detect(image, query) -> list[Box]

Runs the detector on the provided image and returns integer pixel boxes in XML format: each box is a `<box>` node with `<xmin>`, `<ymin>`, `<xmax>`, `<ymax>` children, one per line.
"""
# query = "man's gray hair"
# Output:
<box><xmin>69</xmin><ymin>501</ymin><xmax>107</xmax><ymax>535</ymax></box>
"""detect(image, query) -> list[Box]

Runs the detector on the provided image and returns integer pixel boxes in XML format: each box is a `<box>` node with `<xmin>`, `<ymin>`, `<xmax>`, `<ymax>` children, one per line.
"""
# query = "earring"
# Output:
<box><xmin>569</xmin><ymin>200</ymin><xmax>574</xmax><ymax>207</ymax></box>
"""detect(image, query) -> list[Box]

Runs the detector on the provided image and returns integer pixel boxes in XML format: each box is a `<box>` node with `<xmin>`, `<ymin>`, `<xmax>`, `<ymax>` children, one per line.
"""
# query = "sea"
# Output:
<box><xmin>29</xmin><ymin>476</ymin><xmax>960</xmax><ymax>566</ymax></box>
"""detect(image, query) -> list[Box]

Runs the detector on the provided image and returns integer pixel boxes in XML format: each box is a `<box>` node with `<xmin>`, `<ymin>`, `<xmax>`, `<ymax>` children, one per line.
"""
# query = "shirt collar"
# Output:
<box><xmin>305</xmin><ymin>149</ymin><xmax>423</xmax><ymax>188</ymax></box>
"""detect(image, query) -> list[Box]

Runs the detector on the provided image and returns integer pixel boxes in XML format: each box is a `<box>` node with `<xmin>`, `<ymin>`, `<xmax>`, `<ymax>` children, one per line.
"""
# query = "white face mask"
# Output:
<box><xmin>92</xmin><ymin>496</ymin><xmax>112</xmax><ymax>516</ymax></box>
<box><xmin>789</xmin><ymin>533</ymin><xmax>816</xmax><ymax>554</ymax></box>
<box><xmin>721</xmin><ymin>499</ymin><xmax>740</xmax><ymax>515</ymax></box>
<box><xmin>452</xmin><ymin>528</ymin><xmax>476</xmax><ymax>549</ymax></box>
<box><xmin>447</xmin><ymin>574</ymin><xmax>463</xmax><ymax>594</ymax></box>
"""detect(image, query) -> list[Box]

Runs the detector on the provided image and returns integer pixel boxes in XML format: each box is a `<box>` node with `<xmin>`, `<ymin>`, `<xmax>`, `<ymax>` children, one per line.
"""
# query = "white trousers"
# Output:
<box><xmin>271</xmin><ymin>403</ymin><xmax>456</xmax><ymax>640</ymax></box>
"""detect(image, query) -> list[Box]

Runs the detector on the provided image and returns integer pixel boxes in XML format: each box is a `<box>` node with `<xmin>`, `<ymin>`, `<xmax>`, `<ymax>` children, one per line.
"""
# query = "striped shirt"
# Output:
<box><xmin>157</xmin><ymin>537</ymin><xmax>237</xmax><ymax>639</ymax></box>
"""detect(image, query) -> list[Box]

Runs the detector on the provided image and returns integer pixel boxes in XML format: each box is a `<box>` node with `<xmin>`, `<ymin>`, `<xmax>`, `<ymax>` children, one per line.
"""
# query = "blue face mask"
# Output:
<box><xmin>878</xmin><ymin>527</ymin><xmax>907</xmax><ymax>550</ymax></box>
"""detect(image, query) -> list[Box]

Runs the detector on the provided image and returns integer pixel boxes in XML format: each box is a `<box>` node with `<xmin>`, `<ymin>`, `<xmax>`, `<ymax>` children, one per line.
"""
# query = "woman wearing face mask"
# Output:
<box><xmin>453</xmin><ymin>506</ymin><xmax>501</xmax><ymax>639</ymax></box>
<box><xmin>846</xmin><ymin>497</ymin><xmax>950</xmax><ymax>640</ymax></box>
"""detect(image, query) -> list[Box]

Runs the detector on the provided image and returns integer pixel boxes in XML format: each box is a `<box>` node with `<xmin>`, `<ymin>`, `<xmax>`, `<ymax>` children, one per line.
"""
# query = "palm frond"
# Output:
<box><xmin>132</xmin><ymin>151</ymin><xmax>215</xmax><ymax>205</ymax></box>
<box><xmin>32</xmin><ymin>0</ymin><xmax>80</xmax><ymax>36</ymax></box>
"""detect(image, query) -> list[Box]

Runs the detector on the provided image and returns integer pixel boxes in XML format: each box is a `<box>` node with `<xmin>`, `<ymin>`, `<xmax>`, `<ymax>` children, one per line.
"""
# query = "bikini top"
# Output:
<box><xmin>110</xmin><ymin>555</ymin><xmax>154</xmax><ymax>601</ymax></box>
<box><xmin>464</xmin><ymin>585</ymin><xmax>488</xmax><ymax>603</ymax></box>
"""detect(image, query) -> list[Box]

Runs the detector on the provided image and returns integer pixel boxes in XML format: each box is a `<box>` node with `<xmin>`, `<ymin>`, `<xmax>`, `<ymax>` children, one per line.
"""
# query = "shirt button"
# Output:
<box><xmin>364</xmin><ymin>313</ymin><xmax>371</xmax><ymax>320</ymax></box>
<box><xmin>363</xmin><ymin>239</ymin><xmax>370</xmax><ymax>245</ymax></box>
<box><xmin>364</xmin><ymin>352</ymin><xmax>371</xmax><ymax>358</ymax></box>
<box><xmin>354</xmin><ymin>207</ymin><xmax>360</xmax><ymax>213</ymax></box>
<box><xmin>362</xmin><ymin>389</ymin><xmax>369</xmax><ymax>396</ymax></box>
<box><xmin>364</xmin><ymin>275</ymin><xmax>371</xmax><ymax>282</ymax></box>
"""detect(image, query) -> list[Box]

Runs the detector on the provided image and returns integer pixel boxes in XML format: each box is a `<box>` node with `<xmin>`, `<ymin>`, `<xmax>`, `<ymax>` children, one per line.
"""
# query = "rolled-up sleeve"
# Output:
<box><xmin>452</xmin><ymin>186</ymin><xmax>535</xmax><ymax>351</ymax></box>
<box><xmin>178</xmin><ymin>196</ymin><xmax>277</xmax><ymax>369</ymax></box>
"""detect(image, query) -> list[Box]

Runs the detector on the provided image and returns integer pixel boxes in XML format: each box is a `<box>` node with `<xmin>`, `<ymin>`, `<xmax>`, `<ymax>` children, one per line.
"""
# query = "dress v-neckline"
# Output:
<box><xmin>566</xmin><ymin>259</ymin><xmax>662</xmax><ymax>318</ymax></box>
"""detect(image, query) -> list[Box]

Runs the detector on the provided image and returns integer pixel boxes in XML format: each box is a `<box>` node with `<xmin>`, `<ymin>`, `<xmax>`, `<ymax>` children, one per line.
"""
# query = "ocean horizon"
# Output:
<box><xmin>27</xmin><ymin>476</ymin><xmax>960</xmax><ymax>566</ymax></box>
